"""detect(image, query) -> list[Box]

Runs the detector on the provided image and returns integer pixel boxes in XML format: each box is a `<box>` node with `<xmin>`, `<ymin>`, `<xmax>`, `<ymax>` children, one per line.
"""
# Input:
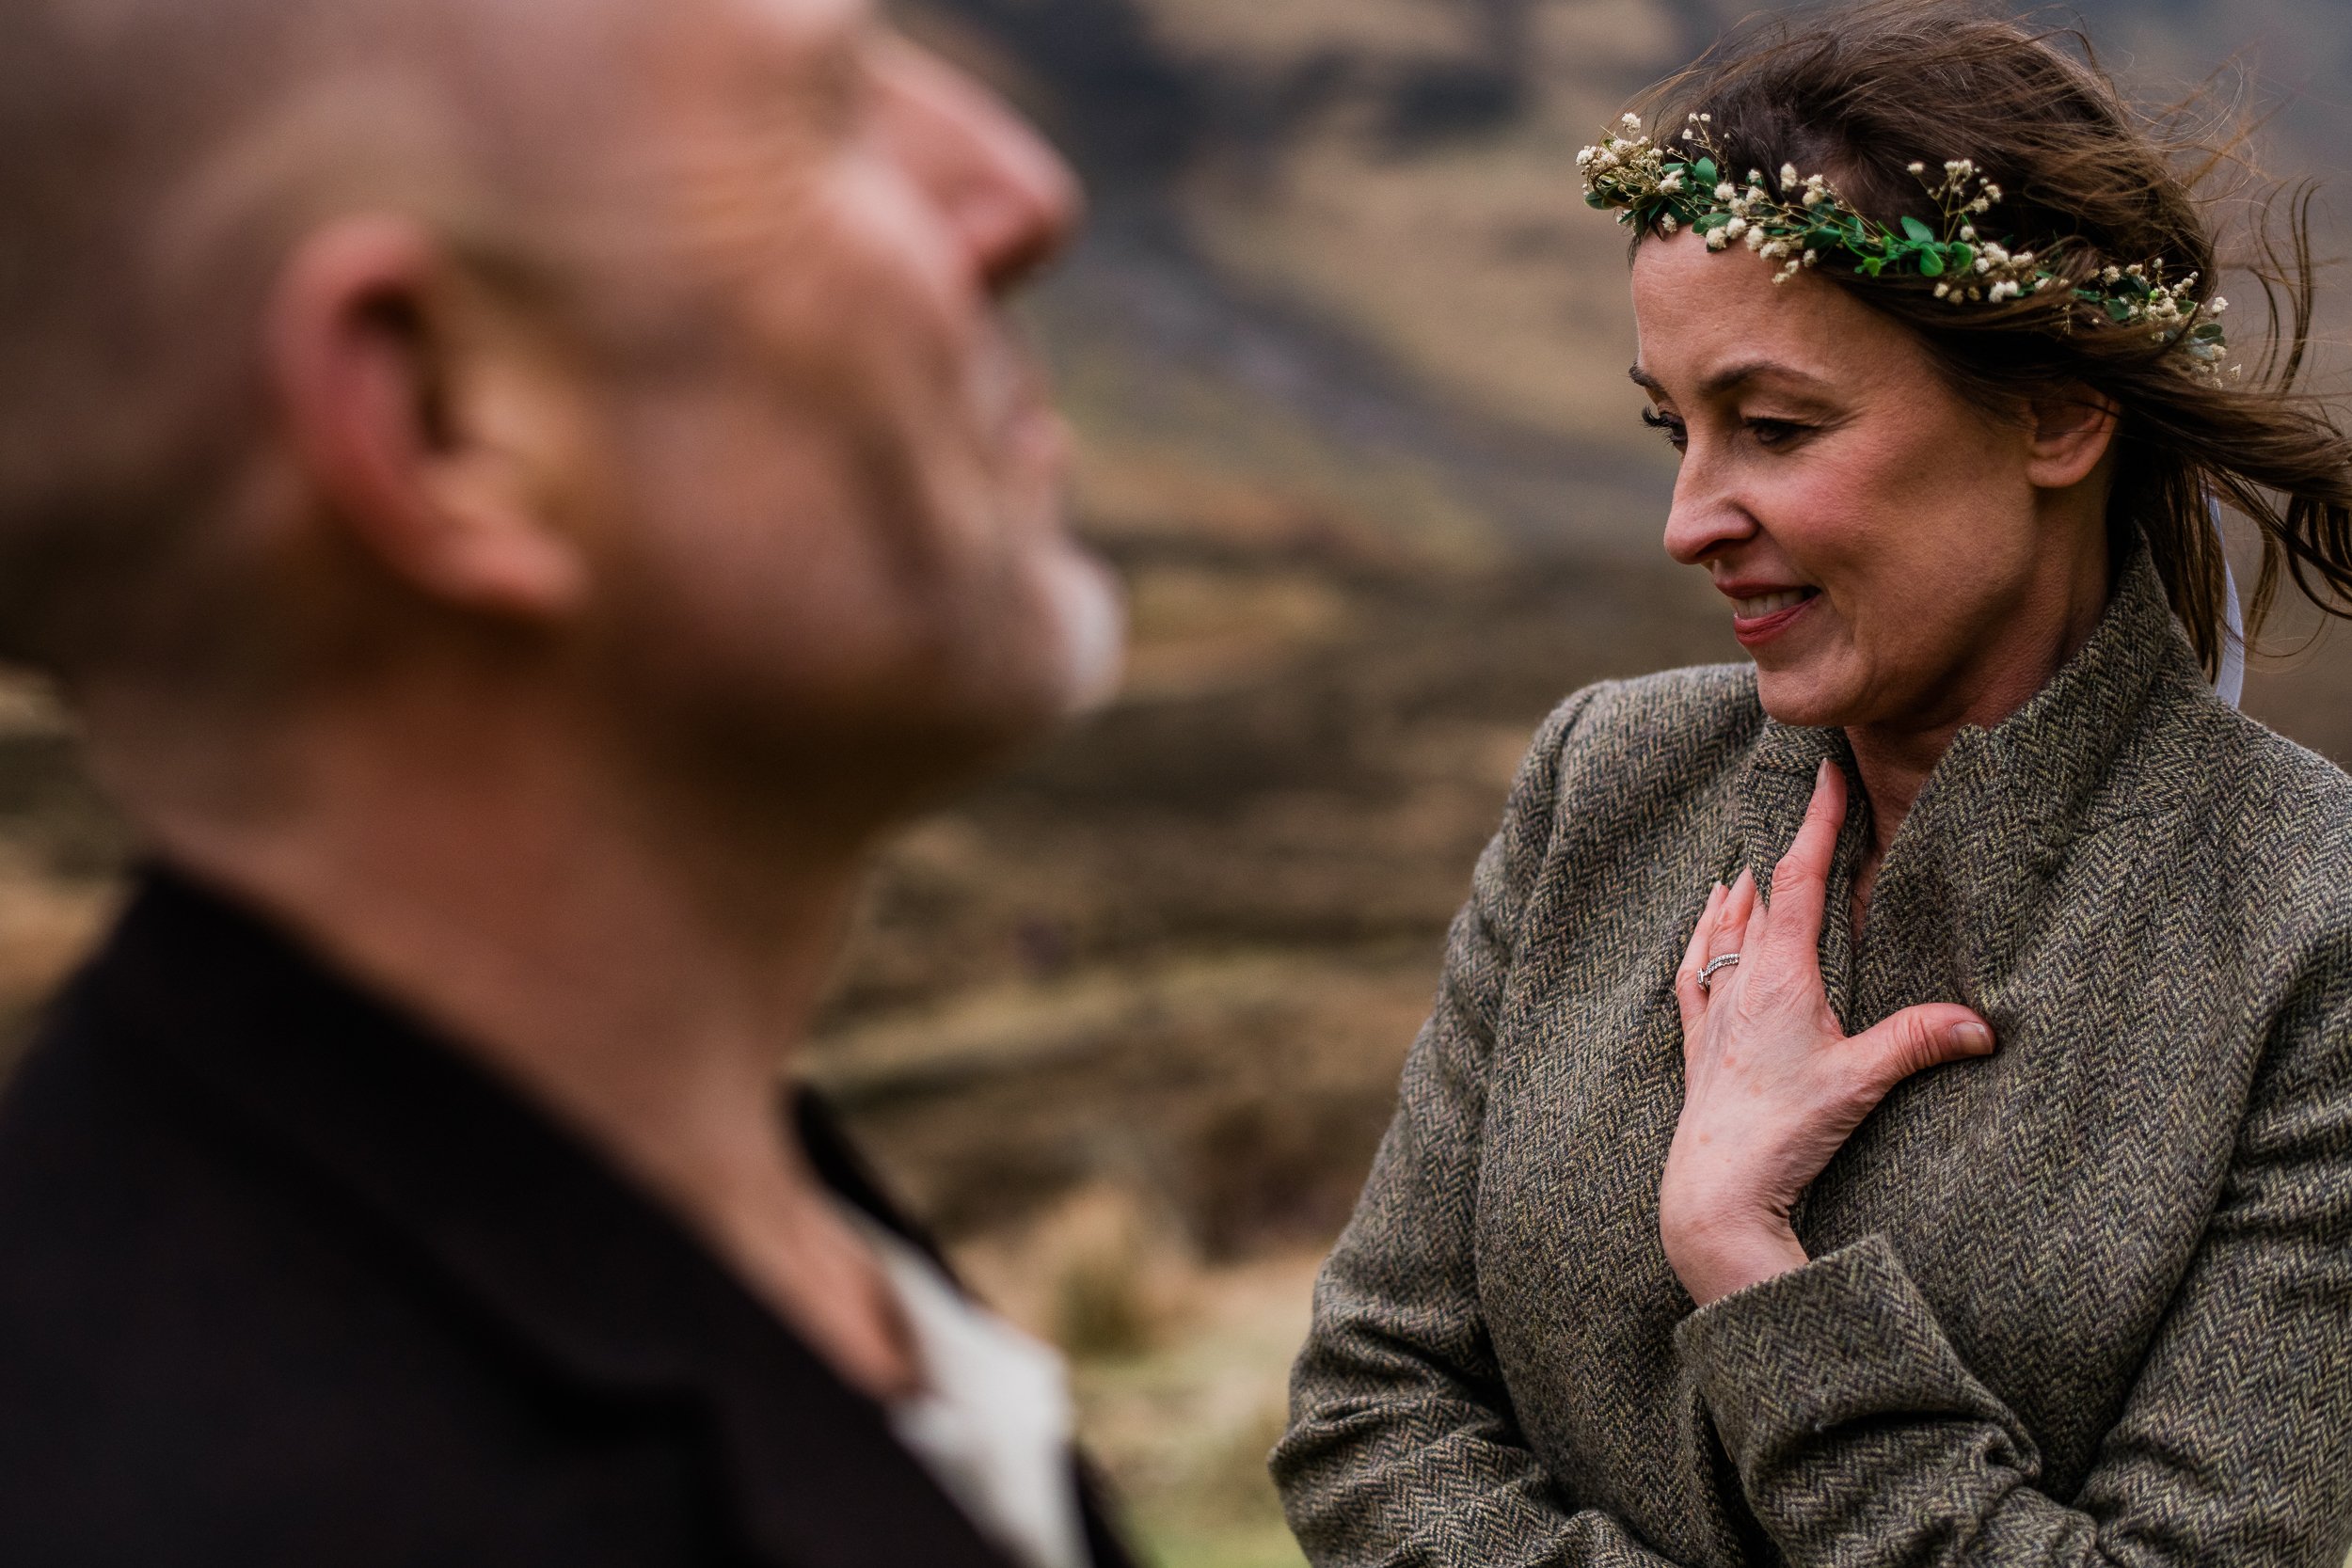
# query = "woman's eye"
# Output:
<box><xmin>1642</xmin><ymin>407</ymin><xmax>1687</xmax><ymax>451</ymax></box>
<box><xmin>1746</xmin><ymin>417</ymin><xmax>1811</xmax><ymax>448</ymax></box>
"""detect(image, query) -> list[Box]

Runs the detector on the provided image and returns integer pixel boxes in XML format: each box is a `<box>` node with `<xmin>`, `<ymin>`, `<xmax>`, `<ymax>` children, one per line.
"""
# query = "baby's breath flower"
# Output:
<box><xmin>1779</xmin><ymin>163</ymin><xmax>1799</xmax><ymax>189</ymax></box>
<box><xmin>1715</xmin><ymin>182</ymin><xmax>1736</xmax><ymax>201</ymax></box>
<box><xmin>1705</xmin><ymin>227</ymin><xmax>1731</xmax><ymax>251</ymax></box>
<box><xmin>1723</xmin><ymin>216</ymin><xmax>1747</xmax><ymax>240</ymax></box>
<box><xmin>1621</xmin><ymin>113</ymin><xmax>1644</xmax><ymax>132</ymax></box>
<box><xmin>1907</xmin><ymin>161</ymin><xmax>1926</xmax><ymax>174</ymax></box>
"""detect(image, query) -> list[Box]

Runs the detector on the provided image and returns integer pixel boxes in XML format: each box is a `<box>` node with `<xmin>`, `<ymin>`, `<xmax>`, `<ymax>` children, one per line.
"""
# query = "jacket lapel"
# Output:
<box><xmin>84</xmin><ymin>870</ymin><xmax>1033</xmax><ymax>1568</ymax></box>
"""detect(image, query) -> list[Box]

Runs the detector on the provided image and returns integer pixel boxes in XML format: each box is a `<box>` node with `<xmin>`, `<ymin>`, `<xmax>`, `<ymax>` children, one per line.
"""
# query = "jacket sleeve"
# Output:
<box><xmin>1676</xmin><ymin>931</ymin><xmax>2352</xmax><ymax>1568</ymax></box>
<box><xmin>1272</xmin><ymin>689</ymin><xmax>1683</xmax><ymax>1568</ymax></box>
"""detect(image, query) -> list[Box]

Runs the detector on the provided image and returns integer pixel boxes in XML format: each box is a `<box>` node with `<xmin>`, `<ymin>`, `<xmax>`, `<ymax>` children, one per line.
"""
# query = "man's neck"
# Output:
<box><xmin>79</xmin><ymin>667</ymin><xmax>927</xmax><ymax>1398</ymax></box>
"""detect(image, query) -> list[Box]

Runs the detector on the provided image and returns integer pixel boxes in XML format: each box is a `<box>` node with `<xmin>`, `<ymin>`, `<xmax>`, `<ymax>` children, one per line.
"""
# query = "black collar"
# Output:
<box><xmin>72</xmin><ymin>864</ymin><xmax>1032</xmax><ymax>1568</ymax></box>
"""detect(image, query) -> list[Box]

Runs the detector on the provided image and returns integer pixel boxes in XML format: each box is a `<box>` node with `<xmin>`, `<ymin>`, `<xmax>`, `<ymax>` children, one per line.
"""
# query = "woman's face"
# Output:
<box><xmin>1630</xmin><ymin>230</ymin><xmax>2110</xmax><ymax>736</ymax></box>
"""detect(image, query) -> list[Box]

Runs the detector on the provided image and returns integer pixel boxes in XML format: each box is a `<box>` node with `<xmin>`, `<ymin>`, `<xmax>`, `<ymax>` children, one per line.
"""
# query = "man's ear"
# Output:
<box><xmin>2023</xmin><ymin>386</ymin><xmax>2121</xmax><ymax>492</ymax></box>
<box><xmin>264</xmin><ymin>215</ymin><xmax>594</xmax><ymax>621</ymax></box>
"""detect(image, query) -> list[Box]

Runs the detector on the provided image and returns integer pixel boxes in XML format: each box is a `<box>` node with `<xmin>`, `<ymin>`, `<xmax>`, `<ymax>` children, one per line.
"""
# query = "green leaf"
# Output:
<box><xmin>1695</xmin><ymin>211</ymin><xmax>1732</xmax><ymax>232</ymax></box>
<box><xmin>1949</xmin><ymin>244</ymin><xmax>1976</xmax><ymax>273</ymax></box>
<box><xmin>1899</xmin><ymin>215</ymin><xmax>1936</xmax><ymax>244</ymax></box>
<box><xmin>1693</xmin><ymin>157</ymin><xmax>1718</xmax><ymax>186</ymax></box>
<box><xmin>1918</xmin><ymin>248</ymin><xmax>1946</xmax><ymax>277</ymax></box>
<box><xmin>1586</xmin><ymin>192</ymin><xmax>1613</xmax><ymax>210</ymax></box>
<box><xmin>1857</xmin><ymin>256</ymin><xmax>1886</xmax><ymax>277</ymax></box>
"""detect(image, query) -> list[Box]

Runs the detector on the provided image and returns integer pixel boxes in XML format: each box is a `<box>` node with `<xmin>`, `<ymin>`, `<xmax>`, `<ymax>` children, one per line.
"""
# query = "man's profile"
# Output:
<box><xmin>0</xmin><ymin>0</ymin><xmax>1131</xmax><ymax>1560</ymax></box>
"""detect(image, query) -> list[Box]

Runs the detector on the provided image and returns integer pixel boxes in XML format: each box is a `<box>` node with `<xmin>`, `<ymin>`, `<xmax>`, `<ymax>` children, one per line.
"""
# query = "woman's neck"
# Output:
<box><xmin>1841</xmin><ymin>552</ymin><xmax>2112</xmax><ymax>926</ymax></box>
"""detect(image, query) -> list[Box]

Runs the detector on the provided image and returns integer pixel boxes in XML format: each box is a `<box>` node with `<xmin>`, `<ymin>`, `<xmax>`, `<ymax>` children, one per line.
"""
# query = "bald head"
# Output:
<box><xmin>0</xmin><ymin>0</ymin><xmax>666</xmax><ymax>674</ymax></box>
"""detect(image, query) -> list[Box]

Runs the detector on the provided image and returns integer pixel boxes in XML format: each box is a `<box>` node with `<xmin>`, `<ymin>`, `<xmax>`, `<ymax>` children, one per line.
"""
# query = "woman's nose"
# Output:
<box><xmin>1661</xmin><ymin>463</ymin><xmax>1757</xmax><ymax>566</ymax></box>
<box><xmin>883</xmin><ymin>40</ymin><xmax>1083</xmax><ymax>294</ymax></box>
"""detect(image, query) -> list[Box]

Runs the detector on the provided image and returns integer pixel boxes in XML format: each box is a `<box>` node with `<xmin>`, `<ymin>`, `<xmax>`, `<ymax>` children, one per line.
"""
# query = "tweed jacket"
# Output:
<box><xmin>1274</xmin><ymin>546</ymin><xmax>2352</xmax><ymax>1568</ymax></box>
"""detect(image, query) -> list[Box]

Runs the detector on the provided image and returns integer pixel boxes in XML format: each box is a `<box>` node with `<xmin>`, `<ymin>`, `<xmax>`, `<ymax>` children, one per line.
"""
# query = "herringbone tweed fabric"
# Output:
<box><xmin>1274</xmin><ymin>544</ymin><xmax>2352</xmax><ymax>1568</ymax></box>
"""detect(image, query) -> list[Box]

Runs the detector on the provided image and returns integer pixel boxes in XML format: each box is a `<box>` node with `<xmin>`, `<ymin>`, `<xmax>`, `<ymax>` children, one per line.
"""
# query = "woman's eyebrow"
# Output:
<box><xmin>1629</xmin><ymin>361</ymin><xmax>1833</xmax><ymax>400</ymax></box>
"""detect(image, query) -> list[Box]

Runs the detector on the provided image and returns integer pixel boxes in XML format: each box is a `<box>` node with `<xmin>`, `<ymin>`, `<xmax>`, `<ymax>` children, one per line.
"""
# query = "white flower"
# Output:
<box><xmin>1959</xmin><ymin>225</ymin><xmax>1977</xmax><ymax>242</ymax></box>
<box><xmin>1715</xmin><ymin>182</ymin><xmax>1736</xmax><ymax>200</ymax></box>
<box><xmin>1969</xmin><ymin>197</ymin><xmax>1991</xmax><ymax>214</ymax></box>
<box><xmin>1744</xmin><ymin>226</ymin><xmax>1768</xmax><ymax>250</ymax></box>
<box><xmin>1802</xmin><ymin>248</ymin><xmax>1819</xmax><ymax>266</ymax></box>
<box><xmin>1747</xmin><ymin>168</ymin><xmax>1765</xmax><ymax>183</ymax></box>
<box><xmin>1760</xmin><ymin>239</ymin><xmax>1789</xmax><ymax>260</ymax></box>
<box><xmin>2210</xmin><ymin>295</ymin><xmax>2229</xmax><ymax>314</ymax></box>
<box><xmin>1660</xmin><ymin>170</ymin><xmax>1685</xmax><ymax>192</ymax></box>
<box><xmin>1622</xmin><ymin>113</ymin><xmax>1644</xmax><ymax>132</ymax></box>
<box><xmin>1661</xmin><ymin>215</ymin><xmax>1679</xmax><ymax>234</ymax></box>
<box><xmin>1907</xmin><ymin>161</ymin><xmax>1926</xmax><ymax>174</ymax></box>
<box><xmin>1724</xmin><ymin>216</ymin><xmax>1748</xmax><ymax>239</ymax></box>
<box><xmin>1598</xmin><ymin>150</ymin><xmax>1620</xmax><ymax>168</ymax></box>
<box><xmin>1699</xmin><ymin>112</ymin><xmax>1711</xmax><ymax>122</ymax></box>
<box><xmin>1975</xmin><ymin>257</ymin><xmax>1992</xmax><ymax>274</ymax></box>
<box><xmin>1935</xmin><ymin>282</ymin><xmax>1951</xmax><ymax>298</ymax></box>
<box><xmin>1779</xmin><ymin>163</ymin><xmax>1799</xmax><ymax>188</ymax></box>
<box><xmin>1803</xmin><ymin>188</ymin><xmax>1824</xmax><ymax>207</ymax></box>
<box><xmin>1681</xmin><ymin>128</ymin><xmax>1697</xmax><ymax>141</ymax></box>
<box><xmin>1578</xmin><ymin>147</ymin><xmax>1597</xmax><ymax>167</ymax></box>
<box><xmin>1706</xmin><ymin>228</ymin><xmax>1731</xmax><ymax>250</ymax></box>
<box><xmin>1982</xmin><ymin>183</ymin><xmax>2002</xmax><ymax>201</ymax></box>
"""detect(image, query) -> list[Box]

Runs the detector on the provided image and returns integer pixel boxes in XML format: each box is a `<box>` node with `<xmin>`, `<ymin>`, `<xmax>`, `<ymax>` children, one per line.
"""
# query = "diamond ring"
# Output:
<box><xmin>1696</xmin><ymin>953</ymin><xmax>1741</xmax><ymax>993</ymax></box>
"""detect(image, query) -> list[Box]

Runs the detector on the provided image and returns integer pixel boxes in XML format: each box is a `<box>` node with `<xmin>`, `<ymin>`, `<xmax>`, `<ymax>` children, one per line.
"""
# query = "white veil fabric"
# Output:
<box><xmin>2213</xmin><ymin>497</ymin><xmax>2247</xmax><ymax>708</ymax></box>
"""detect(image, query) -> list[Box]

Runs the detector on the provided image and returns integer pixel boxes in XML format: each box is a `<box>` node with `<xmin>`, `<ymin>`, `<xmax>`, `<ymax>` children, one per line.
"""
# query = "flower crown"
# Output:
<box><xmin>1578</xmin><ymin>114</ymin><xmax>2233</xmax><ymax>383</ymax></box>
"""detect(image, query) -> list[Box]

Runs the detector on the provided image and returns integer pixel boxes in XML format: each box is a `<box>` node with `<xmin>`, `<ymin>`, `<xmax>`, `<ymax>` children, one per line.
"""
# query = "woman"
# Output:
<box><xmin>1272</xmin><ymin>6</ymin><xmax>2352</xmax><ymax>1566</ymax></box>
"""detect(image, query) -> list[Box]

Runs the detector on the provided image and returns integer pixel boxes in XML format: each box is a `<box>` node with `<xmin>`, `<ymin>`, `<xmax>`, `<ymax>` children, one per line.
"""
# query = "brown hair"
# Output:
<box><xmin>1634</xmin><ymin>0</ymin><xmax>2352</xmax><ymax>676</ymax></box>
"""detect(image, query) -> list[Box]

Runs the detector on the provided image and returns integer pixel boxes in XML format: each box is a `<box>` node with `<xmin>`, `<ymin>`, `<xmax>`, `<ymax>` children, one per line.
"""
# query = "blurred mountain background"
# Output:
<box><xmin>0</xmin><ymin>3</ymin><xmax>2347</xmax><ymax>1565</ymax></box>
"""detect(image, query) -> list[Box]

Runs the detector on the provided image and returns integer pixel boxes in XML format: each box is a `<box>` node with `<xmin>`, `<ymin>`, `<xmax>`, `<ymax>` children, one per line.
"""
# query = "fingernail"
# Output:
<box><xmin>1951</xmin><ymin>1022</ymin><xmax>1994</xmax><ymax>1054</ymax></box>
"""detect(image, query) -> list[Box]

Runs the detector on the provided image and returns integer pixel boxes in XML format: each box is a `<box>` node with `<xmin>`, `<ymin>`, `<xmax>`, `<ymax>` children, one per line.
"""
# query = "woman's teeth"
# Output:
<box><xmin>1732</xmin><ymin>589</ymin><xmax>1815</xmax><ymax>618</ymax></box>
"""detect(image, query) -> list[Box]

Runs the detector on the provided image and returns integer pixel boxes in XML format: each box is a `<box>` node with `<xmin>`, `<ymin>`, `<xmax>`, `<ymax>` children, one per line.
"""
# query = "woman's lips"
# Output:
<box><xmin>1728</xmin><ymin>586</ymin><xmax>1820</xmax><ymax>646</ymax></box>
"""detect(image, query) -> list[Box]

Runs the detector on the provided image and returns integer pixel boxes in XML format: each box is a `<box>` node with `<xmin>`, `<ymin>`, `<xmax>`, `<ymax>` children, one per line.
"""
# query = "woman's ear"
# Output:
<box><xmin>2022</xmin><ymin>386</ymin><xmax>2121</xmax><ymax>492</ymax></box>
<box><xmin>263</xmin><ymin>215</ymin><xmax>596</xmax><ymax>622</ymax></box>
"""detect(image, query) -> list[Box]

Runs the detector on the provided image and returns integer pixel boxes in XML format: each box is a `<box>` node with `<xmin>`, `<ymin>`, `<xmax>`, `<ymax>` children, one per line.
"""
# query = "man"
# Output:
<box><xmin>0</xmin><ymin>0</ymin><xmax>1132</xmax><ymax>1561</ymax></box>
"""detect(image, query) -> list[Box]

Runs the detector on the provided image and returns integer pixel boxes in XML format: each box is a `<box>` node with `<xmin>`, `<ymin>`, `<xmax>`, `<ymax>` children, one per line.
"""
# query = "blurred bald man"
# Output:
<box><xmin>0</xmin><ymin>0</ymin><xmax>1136</xmax><ymax>1561</ymax></box>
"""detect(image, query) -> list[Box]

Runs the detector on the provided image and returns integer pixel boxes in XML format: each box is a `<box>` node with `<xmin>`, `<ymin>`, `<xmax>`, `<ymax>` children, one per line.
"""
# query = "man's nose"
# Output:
<box><xmin>1661</xmin><ymin>459</ymin><xmax>1757</xmax><ymax>566</ymax></box>
<box><xmin>887</xmin><ymin>41</ymin><xmax>1083</xmax><ymax>293</ymax></box>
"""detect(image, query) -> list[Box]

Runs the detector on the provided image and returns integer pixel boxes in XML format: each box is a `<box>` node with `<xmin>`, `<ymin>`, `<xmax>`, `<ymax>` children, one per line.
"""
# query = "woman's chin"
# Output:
<box><xmin>1751</xmin><ymin>664</ymin><xmax>1857</xmax><ymax>730</ymax></box>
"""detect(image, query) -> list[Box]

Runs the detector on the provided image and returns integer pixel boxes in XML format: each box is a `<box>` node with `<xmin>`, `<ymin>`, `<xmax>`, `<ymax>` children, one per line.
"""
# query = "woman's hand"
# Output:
<box><xmin>1661</xmin><ymin>759</ymin><xmax>1995</xmax><ymax>1307</ymax></box>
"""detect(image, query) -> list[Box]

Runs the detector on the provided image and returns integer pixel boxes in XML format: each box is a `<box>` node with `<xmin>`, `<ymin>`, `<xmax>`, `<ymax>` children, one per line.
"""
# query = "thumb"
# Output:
<box><xmin>1850</xmin><ymin>1005</ymin><xmax>1995</xmax><ymax>1094</ymax></box>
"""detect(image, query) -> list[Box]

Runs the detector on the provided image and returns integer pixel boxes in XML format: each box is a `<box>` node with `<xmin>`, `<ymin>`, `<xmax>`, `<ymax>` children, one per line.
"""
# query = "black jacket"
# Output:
<box><xmin>0</xmin><ymin>867</ymin><xmax>1138</xmax><ymax>1567</ymax></box>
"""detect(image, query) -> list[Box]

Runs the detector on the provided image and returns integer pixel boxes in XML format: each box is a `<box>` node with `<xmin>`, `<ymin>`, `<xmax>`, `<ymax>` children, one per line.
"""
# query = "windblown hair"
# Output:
<box><xmin>1635</xmin><ymin>0</ymin><xmax>2352</xmax><ymax>675</ymax></box>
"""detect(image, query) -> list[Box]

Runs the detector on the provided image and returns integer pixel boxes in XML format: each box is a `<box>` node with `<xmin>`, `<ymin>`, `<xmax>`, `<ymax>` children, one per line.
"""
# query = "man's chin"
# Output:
<box><xmin>1038</xmin><ymin>549</ymin><xmax>1126</xmax><ymax>718</ymax></box>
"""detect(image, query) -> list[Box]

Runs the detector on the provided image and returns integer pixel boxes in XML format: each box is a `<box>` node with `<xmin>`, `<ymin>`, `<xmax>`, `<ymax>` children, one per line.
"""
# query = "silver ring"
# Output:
<box><xmin>1696</xmin><ymin>953</ymin><xmax>1741</xmax><ymax>993</ymax></box>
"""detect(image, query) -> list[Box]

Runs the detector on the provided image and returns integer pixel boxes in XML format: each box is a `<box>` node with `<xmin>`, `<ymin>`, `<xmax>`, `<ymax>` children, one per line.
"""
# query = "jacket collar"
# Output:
<box><xmin>1735</xmin><ymin>538</ymin><xmax>2212</xmax><ymax>1018</ymax></box>
<box><xmin>72</xmin><ymin>865</ymin><xmax>1027</xmax><ymax>1568</ymax></box>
